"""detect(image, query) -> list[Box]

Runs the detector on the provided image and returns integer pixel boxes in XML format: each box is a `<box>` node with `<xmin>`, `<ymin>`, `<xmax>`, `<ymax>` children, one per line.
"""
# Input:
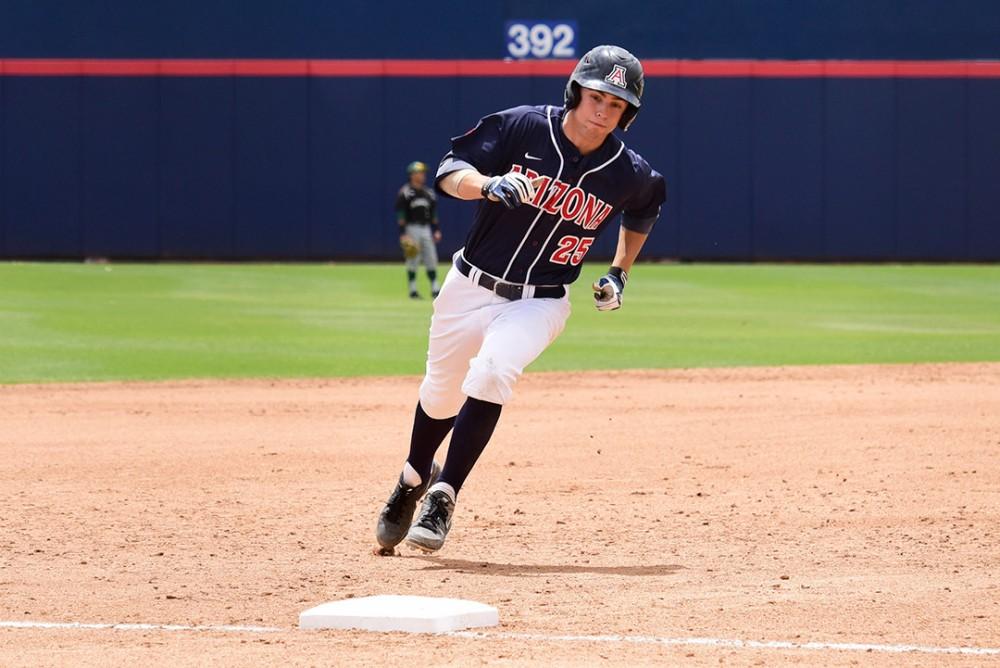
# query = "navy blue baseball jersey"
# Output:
<box><xmin>435</xmin><ymin>104</ymin><xmax>666</xmax><ymax>286</ymax></box>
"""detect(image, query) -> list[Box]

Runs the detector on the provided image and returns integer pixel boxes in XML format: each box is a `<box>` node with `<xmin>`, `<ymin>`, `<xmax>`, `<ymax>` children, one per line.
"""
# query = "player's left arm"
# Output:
<box><xmin>610</xmin><ymin>226</ymin><xmax>649</xmax><ymax>274</ymax></box>
<box><xmin>592</xmin><ymin>163</ymin><xmax>666</xmax><ymax>311</ymax></box>
<box><xmin>592</xmin><ymin>226</ymin><xmax>649</xmax><ymax>312</ymax></box>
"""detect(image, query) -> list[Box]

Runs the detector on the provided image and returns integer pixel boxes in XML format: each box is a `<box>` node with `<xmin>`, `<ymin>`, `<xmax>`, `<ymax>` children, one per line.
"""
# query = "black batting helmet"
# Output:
<box><xmin>564</xmin><ymin>45</ymin><xmax>644</xmax><ymax>131</ymax></box>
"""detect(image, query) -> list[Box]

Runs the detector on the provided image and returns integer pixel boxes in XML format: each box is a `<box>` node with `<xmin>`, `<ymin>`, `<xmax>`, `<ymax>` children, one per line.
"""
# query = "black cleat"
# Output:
<box><xmin>375</xmin><ymin>462</ymin><xmax>440</xmax><ymax>550</ymax></box>
<box><xmin>405</xmin><ymin>489</ymin><xmax>455</xmax><ymax>553</ymax></box>
<box><xmin>409</xmin><ymin>291</ymin><xmax>421</xmax><ymax>299</ymax></box>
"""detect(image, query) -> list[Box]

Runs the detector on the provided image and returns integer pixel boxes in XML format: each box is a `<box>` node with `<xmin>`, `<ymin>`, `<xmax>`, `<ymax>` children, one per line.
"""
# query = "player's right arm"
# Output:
<box><xmin>440</xmin><ymin>169</ymin><xmax>539</xmax><ymax>209</ymax></box>
<box><xmin>436</xmin><ymin>109</ymin><xmax>540</xmax><ymax>209</ymax></box>
<box><xmin>439</xmin><ymin>169</ymin><xmax>489</xmax><ymax>200</ymax></box>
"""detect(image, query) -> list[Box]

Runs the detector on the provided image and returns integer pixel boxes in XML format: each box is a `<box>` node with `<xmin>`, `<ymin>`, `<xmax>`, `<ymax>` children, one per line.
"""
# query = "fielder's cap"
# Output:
<box><xmin>407</xmin><ymin>161</ymin><xmax>427</xmax><ymax>174</ymax></box>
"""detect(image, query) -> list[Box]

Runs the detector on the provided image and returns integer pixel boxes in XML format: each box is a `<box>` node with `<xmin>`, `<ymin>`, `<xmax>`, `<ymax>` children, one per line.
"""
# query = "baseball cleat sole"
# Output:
<box><xmin>404</xmin><ymin>527</ymin><xmax>446</xmax><ymax>553</ymax></box>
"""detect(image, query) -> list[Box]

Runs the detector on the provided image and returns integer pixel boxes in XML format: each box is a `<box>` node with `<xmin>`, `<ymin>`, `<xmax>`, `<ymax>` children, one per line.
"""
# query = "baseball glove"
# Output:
<box><xmin>400</xmin><ymin>234</ymin><xmax>419</xmax><ymax>260</ymax></box>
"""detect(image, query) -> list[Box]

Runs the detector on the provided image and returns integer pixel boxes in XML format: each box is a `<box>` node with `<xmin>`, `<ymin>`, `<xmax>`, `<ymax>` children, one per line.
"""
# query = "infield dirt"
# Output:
<box><xmin>1</xmin><ymin>364</ymin><xmax>998</xmax><ymax>666</ymax></box>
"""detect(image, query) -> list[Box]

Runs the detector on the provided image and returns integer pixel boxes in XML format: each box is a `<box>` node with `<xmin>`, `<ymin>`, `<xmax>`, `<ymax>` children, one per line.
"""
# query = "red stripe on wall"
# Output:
<box><xmin>2</xmin><ymin>58</ymin><xmax>1000</xmax><ymax>78</ymax></box>
<box><xmin>825</xmin><ymin>61</ymin><xmax>900</xmax><ymax>77</ymax></box>
<box><xmin>674</xmin><ymin>60</ymin><xmax>749</xmax><ymax>76</ymax></box>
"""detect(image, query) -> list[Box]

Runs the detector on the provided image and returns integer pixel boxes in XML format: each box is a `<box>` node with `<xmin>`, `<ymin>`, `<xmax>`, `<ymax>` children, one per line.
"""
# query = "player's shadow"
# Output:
<box><xmin>412</xmin><ymin>556</ymin><xmax>685</xmax><ymax>577</ymax></box>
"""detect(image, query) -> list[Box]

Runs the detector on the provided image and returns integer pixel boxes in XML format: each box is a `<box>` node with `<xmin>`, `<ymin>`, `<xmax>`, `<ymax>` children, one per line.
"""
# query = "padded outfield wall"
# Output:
<box><xmin>1</xmin><ymin>1</ymin><xmax>999</xmax><ymax>261</ymax></box>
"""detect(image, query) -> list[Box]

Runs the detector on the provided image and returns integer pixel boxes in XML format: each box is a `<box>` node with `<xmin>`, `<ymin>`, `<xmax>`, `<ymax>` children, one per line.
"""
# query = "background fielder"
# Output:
<box><xmin>396</xmin><ymin>161</ymin><xmax>442</xmax><ymax>299</ymax></box>
<box><xmin>375</xmin><ymin>45</ymin><xmax>666</xmax><ymax>554</ymax></box>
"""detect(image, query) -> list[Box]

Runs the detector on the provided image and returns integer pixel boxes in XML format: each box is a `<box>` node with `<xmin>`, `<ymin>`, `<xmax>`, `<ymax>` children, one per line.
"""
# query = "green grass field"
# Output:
<box><xmin>1</xmin><ymin>262</ymin><xmax>997</xmax><ymax>383</ymax></box>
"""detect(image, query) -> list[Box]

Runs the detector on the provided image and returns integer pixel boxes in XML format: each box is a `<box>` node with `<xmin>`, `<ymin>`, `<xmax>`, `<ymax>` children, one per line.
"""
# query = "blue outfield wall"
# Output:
<box><xmin>3</xmin><ymin>1</ymin><xmax>1000</xmax><ymax>60</ymax></box>
<box><xmin>2</xmin><ymin>0</ymin><xmax>1000</xmax><ymax>262</ymax></box>
<box><xmin>1</xmin><ymin>71</ymin><xmax>999</xmax><ymax>261</ymax></box>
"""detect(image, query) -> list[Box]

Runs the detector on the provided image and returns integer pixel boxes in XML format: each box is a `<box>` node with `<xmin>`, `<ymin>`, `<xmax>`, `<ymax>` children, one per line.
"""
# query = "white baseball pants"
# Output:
<box><xmin>418</xmin><ymin>255</ymin><xmax>571</xmax><ymax>419</ymax></box>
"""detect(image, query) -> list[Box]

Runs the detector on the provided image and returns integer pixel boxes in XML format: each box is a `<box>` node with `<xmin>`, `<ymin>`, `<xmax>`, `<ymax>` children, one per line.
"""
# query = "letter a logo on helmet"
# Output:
<box><xmin>604</xmin><ymin>64</ymin><xmax>628</xmax><ymax>89</ymax></box>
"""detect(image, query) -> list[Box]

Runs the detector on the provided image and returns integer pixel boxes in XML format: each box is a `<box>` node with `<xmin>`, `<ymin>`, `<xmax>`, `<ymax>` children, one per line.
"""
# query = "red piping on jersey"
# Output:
<box><xmin>1</xmin><ymin>59</ymin><xmax>999</xmax><ymax>78</ymax></box>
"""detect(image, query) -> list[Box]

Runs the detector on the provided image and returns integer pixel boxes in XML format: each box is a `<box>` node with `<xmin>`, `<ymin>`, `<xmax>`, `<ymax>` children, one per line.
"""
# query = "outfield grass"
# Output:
<box><xmin>0</xmin><ymin>262</ymin><xmax>998</xmax><ymax>383</ymax></box>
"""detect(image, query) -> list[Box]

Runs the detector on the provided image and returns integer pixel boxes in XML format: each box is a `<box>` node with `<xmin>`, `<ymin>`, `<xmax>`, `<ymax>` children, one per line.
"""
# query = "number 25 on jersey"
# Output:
<box><xmin>550</xmin><ymin>235</ymin><xmax>594</xmax><ymax>266</ymax></box>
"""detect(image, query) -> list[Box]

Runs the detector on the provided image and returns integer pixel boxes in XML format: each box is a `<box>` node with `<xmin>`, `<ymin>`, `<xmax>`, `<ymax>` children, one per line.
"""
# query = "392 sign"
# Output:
<box><xmin>505</xmin><ymin>21</ymin><xmax>577</xmax><ymax>59</ymax></box>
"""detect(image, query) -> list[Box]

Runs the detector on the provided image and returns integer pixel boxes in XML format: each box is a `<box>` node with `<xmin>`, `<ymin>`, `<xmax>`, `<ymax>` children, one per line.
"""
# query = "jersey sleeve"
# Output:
<box><xmin>621</xmin><ymin>165</ymin><xmax>666</xmax><ymax>235</ymax></box>
<box><xmin>435</xmin><ymin>111</ymin><xmax>512</xmax><ymax>199</ymax></box>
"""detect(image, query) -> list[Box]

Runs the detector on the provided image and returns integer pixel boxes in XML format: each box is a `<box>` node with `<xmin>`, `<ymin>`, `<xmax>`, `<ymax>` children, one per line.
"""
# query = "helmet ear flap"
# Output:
<box><xmin>619</xmin><ymin>105</ymin><xmax>639</xmax><ymax>131</ymax></box>
<box><xmin>564</xmin><ymin>81</ymin><xmax>582</xmax><ymax>110</ymax></box>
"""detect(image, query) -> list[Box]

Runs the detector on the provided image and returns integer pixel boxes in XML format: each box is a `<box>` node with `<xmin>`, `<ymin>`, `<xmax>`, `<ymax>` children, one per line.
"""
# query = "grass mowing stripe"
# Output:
<box><xmin>0</xmin><ymin>262</ymin><xmax>998</xmax><ymax>383</ymax></box>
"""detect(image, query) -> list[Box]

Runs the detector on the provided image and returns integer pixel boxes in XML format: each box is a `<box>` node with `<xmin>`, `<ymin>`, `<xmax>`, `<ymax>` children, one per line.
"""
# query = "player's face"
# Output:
<box><xmin>410</xmin><ymin>170</ymin><xmax>427</xmax><ymax>187</ymax></box>
<box><xmin>575</xmin><ymin>87</ymin><xmax>627</xmax><ymax>136</ymax></box>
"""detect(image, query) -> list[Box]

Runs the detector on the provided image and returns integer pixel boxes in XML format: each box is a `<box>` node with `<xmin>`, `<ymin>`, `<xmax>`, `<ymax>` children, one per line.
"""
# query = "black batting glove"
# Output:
<box><xmin>481</xmin><ymin>172</ymin><xmax>536</xmax><ymax>209</ymax></box>
<box><xmin>593</xmin><ymin>266</ymin><xmax>628</xmax><ymax>311</ymax></box>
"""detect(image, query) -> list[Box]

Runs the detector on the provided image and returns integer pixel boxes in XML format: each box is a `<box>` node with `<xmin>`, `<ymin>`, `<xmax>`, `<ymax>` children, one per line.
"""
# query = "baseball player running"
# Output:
<box><xmin>376</xmin><ymin>45</ymin><xmax>665</xmax><ymax>554</ymax></box>
<box><xmin>397</xmin><ymin>161</ymin><xmax>442</xmax><ymax>299</ymax></box>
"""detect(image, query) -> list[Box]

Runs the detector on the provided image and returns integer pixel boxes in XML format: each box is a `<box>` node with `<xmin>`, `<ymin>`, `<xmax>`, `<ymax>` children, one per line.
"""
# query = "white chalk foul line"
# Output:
<box><xmin>446</xmin><ymin>631</ymin><xmax>1000</xmax><ymax>657</ymax></box>
<box><xmin>0</xmin><ymin>620</ymin><xmax>281</xmax><ymax>633</ymax></box>
<box><xmin>4</xmin><ymin>620</ymin><xmax>999</xmax><ymax>657</ymax></box>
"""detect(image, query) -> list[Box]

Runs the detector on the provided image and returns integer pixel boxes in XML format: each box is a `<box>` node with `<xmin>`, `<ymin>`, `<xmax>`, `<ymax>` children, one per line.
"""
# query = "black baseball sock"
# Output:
<box><xmin>406</xmin><ymin>402</ymin><xmax>456</xmax><ymax>483</ymax></box>
<box><xmin>439</xmin><ymin>397</ymin><xmax>503</xmax><ymax>495</ymax></box>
